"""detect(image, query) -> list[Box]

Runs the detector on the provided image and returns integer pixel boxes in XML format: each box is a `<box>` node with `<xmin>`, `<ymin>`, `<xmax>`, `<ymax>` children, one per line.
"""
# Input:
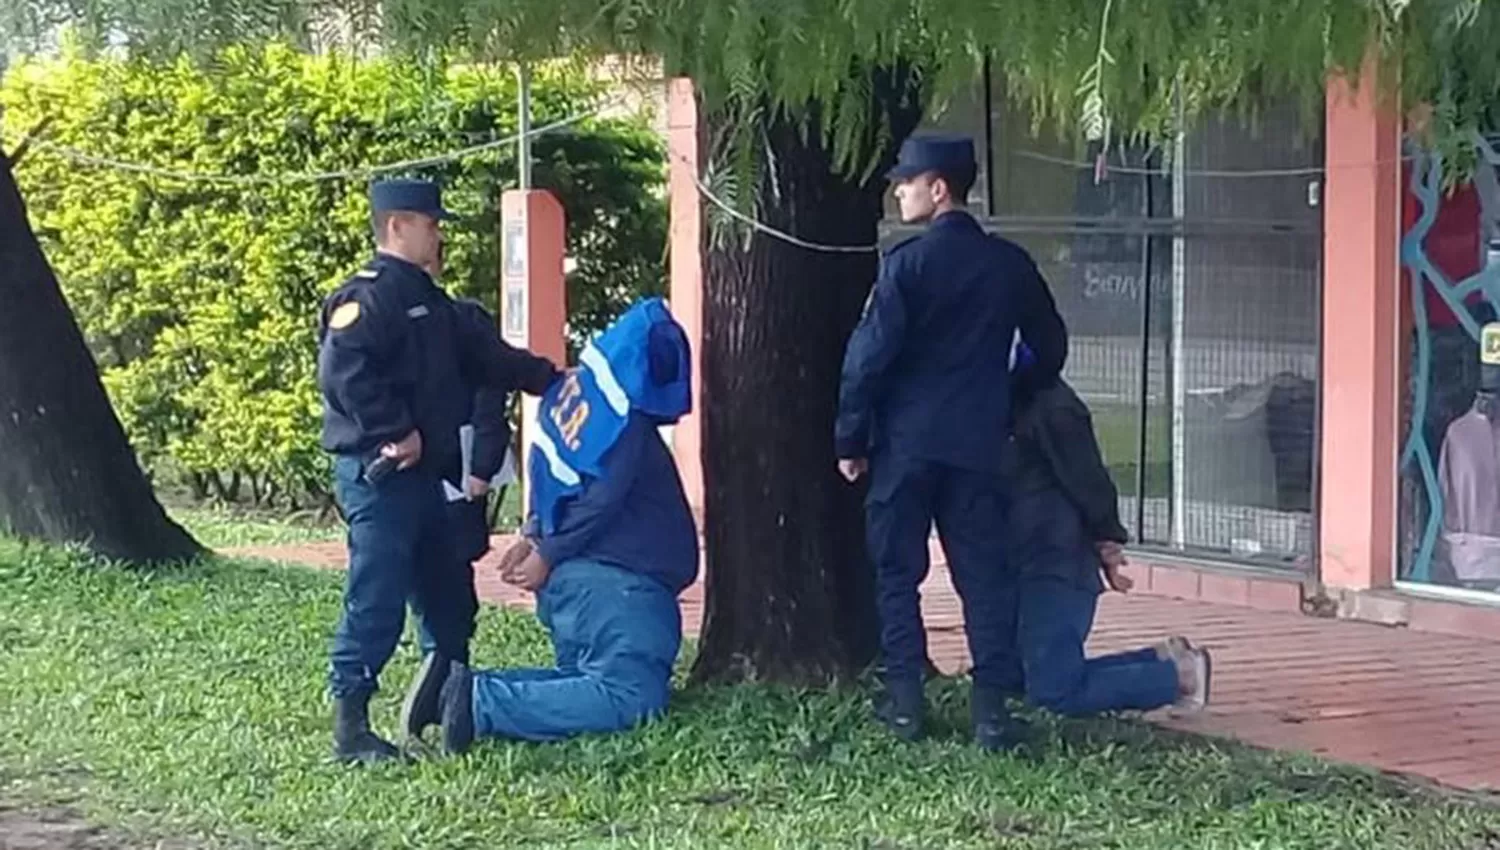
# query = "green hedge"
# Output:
<box><xmin>2</xmin><ymin>43</ymin><xmax>666</xmax><ymax>509</ymax></box>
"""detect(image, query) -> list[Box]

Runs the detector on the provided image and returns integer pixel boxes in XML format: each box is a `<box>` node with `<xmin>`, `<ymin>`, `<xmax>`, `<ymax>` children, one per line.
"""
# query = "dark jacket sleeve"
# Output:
<box><xmin>534</xmin><ymin>414</ymin><xmax>649</xmax><ymax>567</ymax></box>
<box><xmin>453</xmin><ymin>299</ymin><xmax>560</xmax><ymax>396</ymax></box>
<box><xmin>1009</xmin><ymin>250</ymin><xmax>1068</xmax><ymax>403</ymax></box>
<box><xmin>1028</xmin><ymin>385</ymin><xmax>1130</xmax><ymax>544</ymax></box>
<box><xmin>316</xmin><ymin>286</ymin><xmax>414</xmax><ymax>446</ymax></box>
<box><xmin>835</xmin><ymin>249</ymin><xmax>910</xmax><ymax>458</ymax></box>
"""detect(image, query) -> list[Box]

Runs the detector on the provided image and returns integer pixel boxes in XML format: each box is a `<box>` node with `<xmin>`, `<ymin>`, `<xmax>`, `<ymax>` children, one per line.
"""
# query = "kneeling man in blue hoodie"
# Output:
<box><xmin>401</xmin><ymin>297</ymin><xmax>699</xmax><ymax>751</ymax></box>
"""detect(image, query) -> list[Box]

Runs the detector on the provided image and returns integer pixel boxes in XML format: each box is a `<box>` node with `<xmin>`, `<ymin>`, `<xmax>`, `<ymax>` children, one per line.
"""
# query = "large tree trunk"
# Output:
<box><xmin>0</xmin><ymin>150</ymin><xmax>202</xmax><ymax>562</ymax></box>
<box><xmin>691</xmin><ymin>67</ymin><xmax>922</xmax><ymax>687</ymax></box>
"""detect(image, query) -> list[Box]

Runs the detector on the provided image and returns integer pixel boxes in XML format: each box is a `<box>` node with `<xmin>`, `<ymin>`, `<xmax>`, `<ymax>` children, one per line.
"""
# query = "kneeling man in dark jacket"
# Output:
<box><xmin>1007</xmin><ymin>344</ymin><xmax>1212</xmax><ymax>716</ymax></box>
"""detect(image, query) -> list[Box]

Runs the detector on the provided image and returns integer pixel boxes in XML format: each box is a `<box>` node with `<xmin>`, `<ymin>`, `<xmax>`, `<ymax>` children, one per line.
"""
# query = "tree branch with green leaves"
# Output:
<box><xmin>8</xmin><ymin>0</ymin><xmax>1500</xmax><ymax>183</ymax></box>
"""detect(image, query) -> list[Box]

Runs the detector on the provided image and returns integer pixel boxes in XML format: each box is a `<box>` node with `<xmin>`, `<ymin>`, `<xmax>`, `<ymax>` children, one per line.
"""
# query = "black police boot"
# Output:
<box><xmin>333</xmin><ymin>692</ymin><xmax>401</xmax><ymax>765</ymax></box>
<box><xmin>439</xmin><ymin>661</ymin><xmax>475</xmax><ymax>756</ymax></box>
<box><xmin>873</xmin><ymin>678</ymin><xmax>925</xmax><ymax>742</ymax></box>
<box><xmin>399</xmin><ymin>651</ymin><xmax>450</xmax><ymax>740</ymax></box>
<box><xmin>971</xmin><ymin>685</ymin><xmax>1027</xmax><ymax>753</ymax></box>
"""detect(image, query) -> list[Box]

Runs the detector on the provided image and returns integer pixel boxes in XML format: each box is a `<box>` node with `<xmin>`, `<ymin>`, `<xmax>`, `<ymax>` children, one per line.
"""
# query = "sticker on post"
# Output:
<box><xmin>1483</xmin><ymin>322</ymin><xmax>1500</xmax><ymax>365</ymax></box>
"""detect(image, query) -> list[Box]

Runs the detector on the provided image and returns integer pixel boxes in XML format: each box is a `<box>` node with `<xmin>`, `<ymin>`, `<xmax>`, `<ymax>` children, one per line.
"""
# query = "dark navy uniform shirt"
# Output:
<box><xmin>316</xmin><ymin>253</ymin><xmax>557</xmax><ymax>484</ymax></box>
<box><xmin>835</xmin><ymin>211</ymin><xmax>1068</xmax><ymax>473</ymax></box>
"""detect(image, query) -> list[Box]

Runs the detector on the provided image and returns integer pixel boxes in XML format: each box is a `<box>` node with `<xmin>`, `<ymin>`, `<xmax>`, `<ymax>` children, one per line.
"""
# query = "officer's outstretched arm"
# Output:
<box><xmin>534</xmin><ymin>414</ymin><xmax>649</xmax><ymax>567</ymax></box>
<box><xmin>317</xmin><ymin>291</ymin><xmax>414</xmax><ymax>445</ymax></box>
<box><xmin>835</xmin><ymin>269</ymin><xmax>908</xmax><ymax>459</ymax></box>
<box><xmin>1012</xmin><ymin>256</ymin><xmax>1068</xmax><ymax>396</ymax></box>
<box><xmin>455</xmin><ymin>299</ymin><xmax>560</xmax><ymax>396</ymax></box>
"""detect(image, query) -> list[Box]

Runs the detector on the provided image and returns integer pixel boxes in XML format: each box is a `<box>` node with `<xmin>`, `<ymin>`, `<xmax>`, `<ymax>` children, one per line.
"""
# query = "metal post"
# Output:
<box><xmin>1134</xmin><ymin>151</ymin><xmax>1155</xmax><ymax>540</ymax></box>
<box><xmin>517</xmin><ymin>63</ymin><xmax>532</xmax><ymax>189</ymax></box>
<box><xmin>1169</xmin><ymin>84</ymin><xmax>1188</xmax><ymax>549</ymax></box>
<box><xmin>982</xmin><ymin>53</ymin><xmax>996</xmax><ymax>214</ymax></box>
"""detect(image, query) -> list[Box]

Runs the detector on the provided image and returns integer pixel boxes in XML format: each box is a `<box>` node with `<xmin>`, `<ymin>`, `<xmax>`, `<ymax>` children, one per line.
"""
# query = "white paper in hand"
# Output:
<box><xmin>459</xmin><ymin>424</ymin><xmax>475</xmax><ymax>497</ymax></box>
<box><xmin>440</xmin><ymin>423</ymin><xmax>479</xmax><ymax>503</ymax></box>
<box><xmin>491</xmin><ymin>445</ymin><xmax>517</xmax><ymax>488</ymax></box>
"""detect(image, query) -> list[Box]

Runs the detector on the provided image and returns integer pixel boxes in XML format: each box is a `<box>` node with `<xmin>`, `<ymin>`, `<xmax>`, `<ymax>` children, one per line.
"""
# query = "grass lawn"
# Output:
<box><xmin>165</xmin><ymin>484</ymin><xmax>525</xmax><ymax>551</ymax></box>
<box><xmin>167</xmin><ymin>505</ymin><xmax>344</xmax><ymax>548</ymax></box>
<box><xmin>2</xmin><ymin>540</ymin><xmax>1498</xmax><ymax>849</ymax></box>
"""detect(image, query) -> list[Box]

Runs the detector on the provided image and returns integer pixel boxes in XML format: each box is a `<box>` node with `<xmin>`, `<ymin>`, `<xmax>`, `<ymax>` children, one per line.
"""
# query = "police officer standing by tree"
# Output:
<box><xmin>835</xmin><ymin>135</ymin><xmax>1068</xmax><ymax>751</ymax></box>
<box><xmin>401</xmin><ymin>284</ymin><xmax>556</xmax><ymax>745</ymax></box>
<box><xmin>317</xmin><ymin>178</ymin><xmax>558</xmax><ymax>764</ymax></box>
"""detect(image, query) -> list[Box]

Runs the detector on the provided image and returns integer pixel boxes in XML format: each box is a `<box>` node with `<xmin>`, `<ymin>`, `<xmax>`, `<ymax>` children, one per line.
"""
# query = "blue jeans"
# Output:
<box><xmin>328</xmin><ymin>455</ymin><xmax>471</xmax><ymax>698</ymax></box>
<box><xmin>471</xmin><ymin>559</ymin><xmax>681</xmax><ymax>742</ymax></box>
<box><xmin>1018</xmin><ymin>576</ymin><xmax>1178</xmax><ymax>716</ymax></box>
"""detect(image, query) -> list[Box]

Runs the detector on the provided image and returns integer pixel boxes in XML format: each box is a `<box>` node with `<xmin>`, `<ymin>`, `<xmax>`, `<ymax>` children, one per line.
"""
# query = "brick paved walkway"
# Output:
<box><xmin>233</xmin><ymin>537</ymin><xmax>1500</xmax><ymax>794</ymax></box>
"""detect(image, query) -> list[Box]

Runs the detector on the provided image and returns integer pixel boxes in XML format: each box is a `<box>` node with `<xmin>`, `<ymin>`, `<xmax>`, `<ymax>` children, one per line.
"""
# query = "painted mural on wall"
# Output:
<box><xmin>1401</xmin><ymin>136</ymin><xmax>1500</xmax><ymax>591</ymax></box>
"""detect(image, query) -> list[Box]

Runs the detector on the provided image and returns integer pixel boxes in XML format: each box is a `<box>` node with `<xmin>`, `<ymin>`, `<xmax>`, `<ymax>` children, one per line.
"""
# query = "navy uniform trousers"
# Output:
<box><xmin>328</xmin><ymin>455</ymin><xmax>473</xmax><ymax>699</ymax></box>
<box><xmin>866</xmin><ymin>452</ymin><xmax>1021</xmax><ymax>691</ymax></box>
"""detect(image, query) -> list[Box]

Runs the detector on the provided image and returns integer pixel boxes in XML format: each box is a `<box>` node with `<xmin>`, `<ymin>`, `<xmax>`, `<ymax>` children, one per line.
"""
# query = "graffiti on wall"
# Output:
<box><xmin>1400</xmin><ymin>136</ymin><xmax>1500</xmax><ymax>583</ymax></box>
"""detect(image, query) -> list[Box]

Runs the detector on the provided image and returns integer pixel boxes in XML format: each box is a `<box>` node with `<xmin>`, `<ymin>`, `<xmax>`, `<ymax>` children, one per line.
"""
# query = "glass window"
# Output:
<box><xmin>1397</xmin><ymin>138</ymin><xmax>1500</xmax><ymax>597</ymax></box>
<box><xmin>882</xmin><ymin>69</ymin><xmax>1324</xmax><ymax>569</ymax></box>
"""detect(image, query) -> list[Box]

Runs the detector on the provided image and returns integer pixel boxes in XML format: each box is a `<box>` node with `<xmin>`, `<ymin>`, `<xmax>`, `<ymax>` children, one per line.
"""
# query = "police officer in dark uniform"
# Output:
<box><xmin>835</xmin><ymin>135</ymin><xmax>1068</xmax><ymax>751</ymax></box>
<box><xmin>317</xmin><ymin>178</ymin><xmax>558</xmax><ymax>764</ymax></box>
<box><xmin>401</xmin><ymin>298</ymin><xmax>556</xmax><ymax>742</ymax></box>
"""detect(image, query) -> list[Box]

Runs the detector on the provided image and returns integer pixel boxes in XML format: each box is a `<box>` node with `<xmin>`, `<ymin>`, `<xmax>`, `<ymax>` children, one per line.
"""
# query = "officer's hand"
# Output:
<box><xmin>1103</xmin><ymin>563</ymin><xmax>1133</xmax><ymax>593</ymax></box>
<box><xmin>466</xmin><ymin>476</ymin><xmax>490</xmax><ymax>500</ymax></box>
<box><xmin>1097</xmin><ymin>542</ymin><xmax>1133</xmax><ymax>593</ymax></box>
<box><xmin>838</xmin><ymin>458</ymin><xmax>868</xmax><ymax>482</ymax></box>
<box><xmin>381</xmin><ymin>429</ymin><xmax>424</xmax><ymax>470</ymax></box>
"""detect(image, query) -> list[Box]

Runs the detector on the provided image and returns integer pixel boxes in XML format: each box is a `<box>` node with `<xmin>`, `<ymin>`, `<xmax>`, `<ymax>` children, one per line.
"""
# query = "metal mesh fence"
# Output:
<box><xmin>888</xmin><ymin>78</ymin><xmax>1325</xmax><ymax>569</ymax></box>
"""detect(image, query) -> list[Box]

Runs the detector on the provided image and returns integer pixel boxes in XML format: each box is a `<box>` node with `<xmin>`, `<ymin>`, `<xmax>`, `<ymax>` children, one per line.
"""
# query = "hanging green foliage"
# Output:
<box><xmin>1</xmin><ymin>42</ymin><xmax>665</xmax><ymax>507</ymax></box>
<box><xmin>5</xmin><ymin>0</ymin><xmax>1500</xmax><ymax>181</ymax></box>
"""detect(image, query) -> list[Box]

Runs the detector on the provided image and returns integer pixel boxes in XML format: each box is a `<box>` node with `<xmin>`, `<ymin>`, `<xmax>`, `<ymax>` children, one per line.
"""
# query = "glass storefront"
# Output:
<box><xmin>1397</xmin><ymin>138</ymin><xmax>1500</xmax><ymax>598</ymax></box>
<box><xmin>881</xmin><ymin>68</ymin><xmax>1324</xmax><ymax>570</ymax></box>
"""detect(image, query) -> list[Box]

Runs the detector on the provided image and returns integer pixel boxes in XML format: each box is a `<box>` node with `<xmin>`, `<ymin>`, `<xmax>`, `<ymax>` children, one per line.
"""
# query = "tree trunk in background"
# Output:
<box><xmin>0</xmin><ymin>150</ymin><xmax>202</xmax><ymax>562</ymax></box>
<box><xmin>691</xmin><ymin>66</ymin><xmax>923</xmax><ymax>686</ymax></box>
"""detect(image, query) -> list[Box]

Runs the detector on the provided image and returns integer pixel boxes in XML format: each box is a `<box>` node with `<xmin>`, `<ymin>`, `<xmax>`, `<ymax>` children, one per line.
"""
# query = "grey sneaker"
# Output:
<box><xmin>1174</xmin><ymin>648</ymin><xmax>1213</xmax><ymax>712</ymax></box>
<box><xmin>1155</xmin><ymin>635</ymin><xmax>1195</xmax><ymax>661</ymax></box>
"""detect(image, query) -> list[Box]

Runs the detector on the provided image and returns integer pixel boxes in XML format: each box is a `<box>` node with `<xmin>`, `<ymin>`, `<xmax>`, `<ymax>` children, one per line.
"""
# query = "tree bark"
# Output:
<box><xmin>691</xmin><ymin>66</ymin><xmax>923</xmax><ymax>687</ymax></box>
<box><xmin>0</xmin><ymin>150</ymin><xmax>202</xmax><ymax>562</ymax></box>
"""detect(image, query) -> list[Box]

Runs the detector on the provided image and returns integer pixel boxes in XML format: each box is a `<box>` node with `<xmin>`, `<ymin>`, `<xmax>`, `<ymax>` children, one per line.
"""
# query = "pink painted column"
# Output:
<box><xmin>499</xmin><ymin>190</ymin><xmax>568</xmax><ymax>514</ymax></box>
<box><xmin>666</xmin><ymin>77</ymin><xmax>705</xmax><ymax>524</ymax></box>
<box><xmin>1318</xmin><ymin>62</ymin><xmax>1401</xmax><ymax>590</ymax></box>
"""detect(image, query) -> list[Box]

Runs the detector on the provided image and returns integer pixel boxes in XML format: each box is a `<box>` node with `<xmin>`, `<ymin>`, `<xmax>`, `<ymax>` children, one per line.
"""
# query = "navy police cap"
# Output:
<box><xmin>370</xmin><ymin>178</ymin><xmax>454</xmax><ymax>220</ymax></box>
<box><xmin>886</xmin><ymin>134</ymin><xmax>977</xmax><ymax>181</ymax></box>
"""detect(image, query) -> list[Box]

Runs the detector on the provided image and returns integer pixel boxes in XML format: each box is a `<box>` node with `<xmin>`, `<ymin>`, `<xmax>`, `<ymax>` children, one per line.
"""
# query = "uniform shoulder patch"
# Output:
<box><xmin>329</xmin><ymin>301</ymin><xmax>361</xmax><ymax>330</ymax></box>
